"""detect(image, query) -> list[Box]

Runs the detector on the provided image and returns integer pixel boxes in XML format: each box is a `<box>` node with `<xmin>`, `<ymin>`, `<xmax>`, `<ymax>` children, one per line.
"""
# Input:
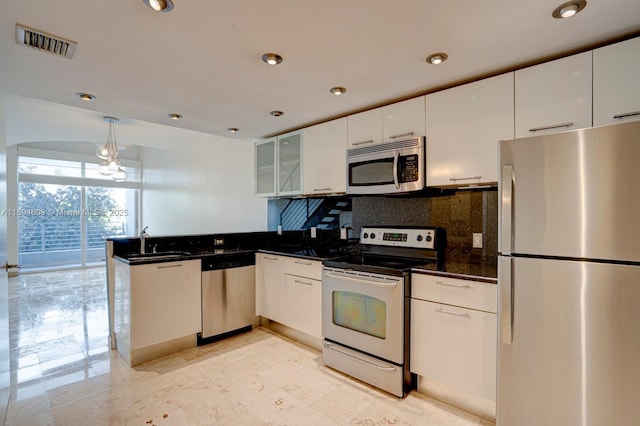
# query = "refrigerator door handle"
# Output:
<box><xmin>501</xmin><ymin>164</ymin><xmax>514</xmax><ymax>255</ymax></box>
<box><xmin>499</xmin><ymin>256</ymin><xmax>513</xmax><ymax>344</ymax></box>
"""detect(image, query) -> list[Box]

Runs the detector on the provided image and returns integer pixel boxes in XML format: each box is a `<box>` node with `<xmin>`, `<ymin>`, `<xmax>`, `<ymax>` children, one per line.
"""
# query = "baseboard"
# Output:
<box><xmin>417</xmin><ymin>375</ymin><xmax>496</xmax><ymax>422</ymax></box>
<box><xmin>259</xmin><ymin>317</ymin><xmax>322</xmax><ymax>351</ymax></box>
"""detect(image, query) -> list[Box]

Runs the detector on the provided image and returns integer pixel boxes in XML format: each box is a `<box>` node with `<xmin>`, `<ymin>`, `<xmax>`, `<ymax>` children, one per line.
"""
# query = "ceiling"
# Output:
<box><xmin>1</xmin><ymin>0</ymin><xmax>639</xmax><ymax>148</ymax></box>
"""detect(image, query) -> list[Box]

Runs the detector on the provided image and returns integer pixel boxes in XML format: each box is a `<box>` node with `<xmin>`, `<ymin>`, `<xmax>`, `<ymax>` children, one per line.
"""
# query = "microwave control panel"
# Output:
<box><xmin>399</xmin><ymin>154</ymin><xmax>419</xmax><ymax>183</ymax></box>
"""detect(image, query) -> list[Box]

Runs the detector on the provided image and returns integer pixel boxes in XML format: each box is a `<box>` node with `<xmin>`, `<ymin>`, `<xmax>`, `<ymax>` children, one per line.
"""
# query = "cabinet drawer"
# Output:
<box><xmin>411</xmin><ymin>273</ymin><xmax>497</xmax><ymax>313</ymax></box>
<box><xmin>285</xmin><ymin>257</ymin><xmax>322</xmax><ymax>280</ymax></box>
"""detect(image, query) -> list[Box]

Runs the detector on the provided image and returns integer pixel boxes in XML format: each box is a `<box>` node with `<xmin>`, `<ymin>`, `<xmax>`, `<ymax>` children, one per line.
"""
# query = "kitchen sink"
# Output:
<box><xmin>127</xmin><ymin>251</ymin><xmax>191</xmax><ymax>261</ymax></box>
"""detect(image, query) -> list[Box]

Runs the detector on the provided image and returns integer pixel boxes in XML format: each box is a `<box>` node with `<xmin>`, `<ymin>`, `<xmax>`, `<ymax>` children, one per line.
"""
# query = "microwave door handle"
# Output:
<box><xmin>393</xmin><ymin>151</ymin><xmax>400</xmax><ymax>189</ymax></box>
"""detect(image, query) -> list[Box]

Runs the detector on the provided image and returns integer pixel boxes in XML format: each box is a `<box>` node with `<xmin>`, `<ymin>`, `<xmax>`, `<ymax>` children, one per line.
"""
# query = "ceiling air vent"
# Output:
<box><xmin>15</xmin><ymin>23</ymin><xmax>77</xmax><ymax>59</ymax></box>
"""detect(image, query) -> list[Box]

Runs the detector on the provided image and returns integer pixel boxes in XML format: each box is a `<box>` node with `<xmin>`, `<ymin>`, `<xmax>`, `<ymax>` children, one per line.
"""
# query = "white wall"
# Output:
<box><xmin>141</xmin><ymin>135</ymin><xmax>267</xmax><ymax>236</ymax></box>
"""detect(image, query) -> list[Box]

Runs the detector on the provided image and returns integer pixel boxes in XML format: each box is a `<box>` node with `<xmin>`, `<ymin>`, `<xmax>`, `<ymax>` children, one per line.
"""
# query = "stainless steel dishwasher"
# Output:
<box><xmin>200</xmin><ymin>251</ymin><xmax>256</xmax><ymax>343</ymax></box>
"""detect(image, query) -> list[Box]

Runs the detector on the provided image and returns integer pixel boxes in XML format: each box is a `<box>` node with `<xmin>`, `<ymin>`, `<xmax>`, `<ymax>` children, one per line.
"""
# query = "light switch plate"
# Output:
<box><xmin>473</xmin><ymin>233</ymin><xmax>483</xmax><ymax>248</ymax></box>
<box><xmin>277</xmin><ymin>225</ymin><xmax>282</xmax><ymax>235</ymax></box>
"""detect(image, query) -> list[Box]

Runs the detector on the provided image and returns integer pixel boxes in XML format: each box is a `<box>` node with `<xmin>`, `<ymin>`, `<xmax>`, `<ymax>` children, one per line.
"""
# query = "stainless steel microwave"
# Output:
<box><xmin>346</xmin><ymin>137</ymin><xmax>425</xmax><ymax>194</ymax></box>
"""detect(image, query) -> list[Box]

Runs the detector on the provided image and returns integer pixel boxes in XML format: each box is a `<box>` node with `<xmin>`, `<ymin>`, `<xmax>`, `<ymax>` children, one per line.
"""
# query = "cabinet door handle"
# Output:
<box><xmin>352</xmin><ymin>140</ymin><xmax>374</xmax><ymax>146</ymax></box>
<box><xmin>435</xmin><ymin>308</ymin><xmax>470</xmax><ymax>318</ymax></box>
<box><xmin>449</xmin><ymin>176</ymin><xmax>482</xmax><ymax>182</ymax></box>
<box><xmin>264</xmin><ymin>256</ymin><xmax>279</xmax><ymax>261</ymax></box>
<box><xmin>313</xmin><ymin>188</ymin><xmax>332</xmax><ymax>192</ymax></box>
<box><xmin>157</xmin><ymin>264</ymin><xmax>183</xmax><ymax>269</ymax></box>
<box><xmin>323</xmin><ymin>342</ymin><xmax>397</xmax><ymax>372</ymax></box>
<box><xmin>294</xmin><ymin>260</ymin><xmax>312</xmax><ymax>265</ymax></box>
<box><xmin>389</xmin><ymin>131</ymin><xmax>415</xmax><ymax>139</ymax></box>
<box><xmin>436</xmin><ymin>280</ymin><xmax>471</xmax><ymax>289</ymax></box>
<box><xmin>528</xmin><ymin>122</ymin><xmax>574</xmax><ymax>132</ymax></box>
<box><xmin>324</xmin><ymin>272</ymin><xmax>399</xmax><ymax>288</ymax></box>
<box><xmin>294</xmin><ymin>279</ymin><xmax>313</xmax><ymax>286</ymax></box>
<box><xmin>613</xmin><ymin>111</ymin><xmax>640</xmax><ymax>120</ymax></box>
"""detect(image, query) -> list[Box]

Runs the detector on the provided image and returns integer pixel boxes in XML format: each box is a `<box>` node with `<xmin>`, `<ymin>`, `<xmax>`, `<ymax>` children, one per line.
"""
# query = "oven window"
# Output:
<box><xmin>332</xmin><ymin>291</ymin><xmax>386</xmax><ymax>339</ymax></box>
<box><xmin>349</xmin><ymin>158</ymin><xmax>394</xmax><ymax>186</ymax></box>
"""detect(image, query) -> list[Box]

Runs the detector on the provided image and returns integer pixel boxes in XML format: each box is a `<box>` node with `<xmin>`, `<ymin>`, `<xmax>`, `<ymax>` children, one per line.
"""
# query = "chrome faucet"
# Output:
<box><xmin>140</xmin><ymin>226</ymin><xmax>149</xmax><ymax>254</ymax></box>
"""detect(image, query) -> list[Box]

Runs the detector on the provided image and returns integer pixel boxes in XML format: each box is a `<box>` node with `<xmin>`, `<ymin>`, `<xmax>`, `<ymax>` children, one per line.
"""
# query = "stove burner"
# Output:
<box><xmin>323</xmin><ymin>254</ymin><xmax>438</xmax><ymax>277</ymax></box>
<box><xmin>322</xmin><ymin>226</ymin><xmax>445</xmax><ymax>276</ymax></box>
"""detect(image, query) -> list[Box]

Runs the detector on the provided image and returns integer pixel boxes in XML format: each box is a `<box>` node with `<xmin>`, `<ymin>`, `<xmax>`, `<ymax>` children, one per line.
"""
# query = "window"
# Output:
<box><xmin>16</xmin><ymin>147</ymin><xmax>141</xmax><ymax>270</ymax></box>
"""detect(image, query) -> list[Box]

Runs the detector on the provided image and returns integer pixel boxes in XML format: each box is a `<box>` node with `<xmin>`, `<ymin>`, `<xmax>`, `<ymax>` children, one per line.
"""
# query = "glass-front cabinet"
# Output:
<box><xmin>255</xmin><ymin>138</ymin><xmax>276</xmax><ymax>197</ymax></box>
<box><xmin>255</xmin><ymin>131</ymin><xmax>302</xmax><ymax>197</ymax></box>
<box><xmin>277</xmin><ymin>131</ymin><xmax>302</xmax><ymax>196</ymax></box>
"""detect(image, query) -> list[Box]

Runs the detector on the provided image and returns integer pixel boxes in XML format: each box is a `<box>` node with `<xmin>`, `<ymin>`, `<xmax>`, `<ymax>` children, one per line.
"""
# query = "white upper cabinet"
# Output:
<box><xmin>277</xmin><ymin>130</ymin><xmax>303</xmax><ymax>196</ymax></box>
<box><xmin>382</xmin><ymin>96</ymin><xmax>426</xmax><ymax>142</ymax></box>
<box><xmin>347</xmin><ymin>97</ymin><xmax>426</xmax><ymax>148</ymax></box>
<box><xmin>426</xmin><ymin>73</ymin><xmax>514</xmax><ymax>187</ymax></box>
<box><xmin>593</xmin><ymin>37</ymin><xmax>640</xmax><ymax>127</ymax></box>
<box><xmin>347</xmin><ymin>107</ymin><xmax>383</xmax><ymax>148</ymax></box>
<box><xmin>515</xmin><ymin>51</ymin><xmax>592</xmax><ymax>138</ymax></box>
<box><xmin>255</xmin><ymin>138</ymin><xmax>276</xmax><ymax>197</ymax></box>
<box><xmin>303</xmin><ymin>118</ymin><xmax>348</xmax><ymax>195</ymax></box>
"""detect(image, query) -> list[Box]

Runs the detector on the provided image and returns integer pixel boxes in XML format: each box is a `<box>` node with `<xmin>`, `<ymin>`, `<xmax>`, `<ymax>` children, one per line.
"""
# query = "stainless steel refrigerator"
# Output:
<box><xmin>497</xmin><ymin>120</ymin><xmax>640</xmax><ymax>425</ymax></box>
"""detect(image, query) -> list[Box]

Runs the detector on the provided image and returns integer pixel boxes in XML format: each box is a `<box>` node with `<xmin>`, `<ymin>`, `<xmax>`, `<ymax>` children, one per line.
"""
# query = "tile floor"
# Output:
<box><xmin>5</xmin><ymin>267</ymin><xmax>494</xmax><ymax>425</ymax></box>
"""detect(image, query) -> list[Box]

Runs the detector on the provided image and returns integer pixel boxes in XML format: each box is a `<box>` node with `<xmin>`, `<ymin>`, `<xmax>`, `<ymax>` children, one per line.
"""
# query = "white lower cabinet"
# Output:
<box><xmin>411</xmin><ymin>299</ymin><xmax>496</xmax><ymax>399</ymax></box>
<box><xmin>255</xmin><ymin>253</ymin><xmax>286</xmax><ymax>324</ymax></box>
<box><xmin>284</xmin><ymin>274</ymin><xmax>322</xmax><ymax>338</ymax></box>
<box><xmin>255</xmin><ymin>253</ymin><xmax>322</xmax><ymax>339</ymax></box>
<box><xmin>410</xmin><ymin>273</ymin><xmax>497</xmax><ymax>420</ymax></box>
<box><xmin>114</xmin><ymin>259</ymin><xmax>201</xmax><ymax>365</ymax></box>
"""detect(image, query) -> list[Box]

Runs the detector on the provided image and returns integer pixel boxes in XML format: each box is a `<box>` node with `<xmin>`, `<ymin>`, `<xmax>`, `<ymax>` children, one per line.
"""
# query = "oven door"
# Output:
<box><xmin>346</xmin><ymin>138</ymin><xmax>424</xmax><ymax>195</ymax></box>
<box><xmin>322</xmin><ymin>267</ymin><xmax>405</xmax><ymax>364</ymax></box>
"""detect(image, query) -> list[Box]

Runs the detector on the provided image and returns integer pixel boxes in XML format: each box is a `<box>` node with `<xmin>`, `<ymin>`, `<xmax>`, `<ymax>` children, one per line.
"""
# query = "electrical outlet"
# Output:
<box><xmin>473</xmin><ymin>233</ymin><xmax>483</xmax><ymax>249</ymax></box>
<box><xmin>214</xmin><ymin>238</ymin><xmax>224</xmax><ymax>246</ymax></box>
<box><xmin>277</xmin><ymin>225</ymin><xmax>282</xmax><ymax>235</ymax></box>
<box><xmin>310</xmin><ymin>227</ymin><xmax>317</xmax><ymax>238</ymax></box>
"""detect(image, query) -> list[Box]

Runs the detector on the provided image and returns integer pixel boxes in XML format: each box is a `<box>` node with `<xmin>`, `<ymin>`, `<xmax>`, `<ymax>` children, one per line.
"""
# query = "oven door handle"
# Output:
<box><xmin>324</xmin><ymin>342</ymin><xmax>397</xmax><ymax>372</ymax></box>
<box><xmin>393</xmin><ymin>151</ymin><xmax>400</xmax><ymax>189</ymax></box>
<box><xmin>324</xmin><ymin>272</ymin><xmax>399</xmax><ymax>288</ymax></box>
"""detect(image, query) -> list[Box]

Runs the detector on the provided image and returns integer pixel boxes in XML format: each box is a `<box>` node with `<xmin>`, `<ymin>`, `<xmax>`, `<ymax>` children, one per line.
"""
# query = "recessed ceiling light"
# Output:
<box><xmin>168</xmin><ymin>113</ymin><xmax>182</xmax><ymax>120</ymax></box>
<box><xmin>143</xmin><ymin>0</ymin><xmax>174</xmax><ymax>12</ymax></box>
<box><xmin>329</xmin><ymin>87</ymin><xmax>347</xmax><ymax>96</ymax></box>
<box><xmin>228</xmin><ymin>127</ymin><xmax>239</xmax><ymax>133</ymax></box>
<box><xmin>75</xmin><ymin>92</ymin><xmax>95</xmax><ymax>101</ymax></box>
<box><xmin>426</xmin><ymin>53</ymin><xmax>448</xmax><ymax>65</ymax></box>
<box><xmin>270</xmin><ymin>110</ymin><xmax>284</xmax><ymax>117</ymax></box>
<box><xmin>552</xmin><ymin>0</ymin><xmax>587</xmax><ymax>18</ymax></box>
<box><xmin>261</xmin><ymin>53</ymin><xmax>283</xmax><ymax>65</ymax></box>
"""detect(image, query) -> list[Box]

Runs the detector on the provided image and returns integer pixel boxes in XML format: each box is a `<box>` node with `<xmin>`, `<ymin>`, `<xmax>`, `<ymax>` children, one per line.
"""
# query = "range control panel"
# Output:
<box><xmin>359</xmin><ymin>227</ymin><xmax>437</xmax><ymax>249</ymax></box>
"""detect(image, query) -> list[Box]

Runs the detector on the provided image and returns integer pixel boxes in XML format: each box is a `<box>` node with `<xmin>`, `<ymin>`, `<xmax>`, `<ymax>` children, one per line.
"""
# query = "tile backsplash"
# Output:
<box><xmin>351</xmin><ymin>189</ymin><xmax>498</xmax><ymax>264</ymax></box>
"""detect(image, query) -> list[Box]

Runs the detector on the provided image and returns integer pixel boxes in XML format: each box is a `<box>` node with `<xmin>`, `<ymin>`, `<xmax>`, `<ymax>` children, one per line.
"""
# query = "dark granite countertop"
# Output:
<box><xmin>113</xmin><ymin>247</ymin><xmax>258</xmax><ymax>265</ymax></box>
<box><xmin>113</xmin><ymin>244</ymin><xmax>353</xmax><ymax>265</ymax></box>
<box><xmin>258</xmin><ymin>246</ymin><xmax>353</xmax><ymax>261</ymax></box>
<box><xmin>412</xmin><ymin>261</ymin><xmax>497</xmax><ymax>283</ymax></box>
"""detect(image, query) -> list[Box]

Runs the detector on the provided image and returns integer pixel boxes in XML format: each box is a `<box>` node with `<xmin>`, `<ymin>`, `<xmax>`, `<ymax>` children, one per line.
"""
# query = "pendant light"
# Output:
<box><xmin>96</xmin><ymin>116</ymin><xmax>128</xmax><ymax>181</ymax></box>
